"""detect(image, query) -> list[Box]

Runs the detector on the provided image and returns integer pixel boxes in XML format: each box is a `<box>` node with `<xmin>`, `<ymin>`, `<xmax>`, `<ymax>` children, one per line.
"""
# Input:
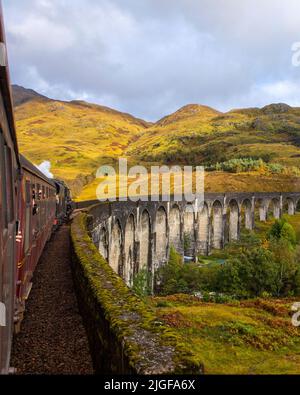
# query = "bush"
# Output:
<box><xmin>132</xmin><ymin>269</ymin><xmax>152</xmax><ymax>298</ymax></box>
<box><xmin>218</xmin><ymin>248</ymin><xmax>277</xmax><ymax>297</ymax></box>
<box><xmin>157</xmin><ymin>247</ymin><xmax>220</xmax><ymax>296</ymax></box>
<box><xmin>207</xmin><ymin>158</ymin><xmax>265</xmax><ymax>173</ymax></box>
<box><xmin>206</xmin><ymin>157</ymin><xmax>291</xmax><ymax>175</ymax></box>
<box><xmin>268</xmin><ymin>218</ymin><xmax>297</xmax><ymax>248</ymax></box>
<box><xmin>157</xmin><ymin>219</ymin><xmax>300</xmax><ymax>298</ymax></box>
<box><xmin>270</xmin><ymin>239</ymin><xmax>300</xmax><ymax>296</ymax></box>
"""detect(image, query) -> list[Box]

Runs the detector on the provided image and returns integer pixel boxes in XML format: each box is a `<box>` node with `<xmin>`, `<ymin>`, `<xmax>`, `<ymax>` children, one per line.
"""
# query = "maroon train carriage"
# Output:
<box><xmin>53</xmin><ymin>179</ymin><xmax>72</xmax><ymax>228</ymax></box>
<box><xmin>14</xmin><ymin>155</ymin><xmax>57</xmax><ymax>328</ymax></box>
<box><xmin>1</xmin><ymin>152</ymin><xmax>71</xmax><ymax>375</ymax></box>
<box><xmin>0</xmin><ymin>2</ymin><xmax>72</xmax><ymax>373</ymax></box>
<box><xmin>0</xmin><ymin>3</ymin><xmax>19</xmax><ymax>374</ymax></box>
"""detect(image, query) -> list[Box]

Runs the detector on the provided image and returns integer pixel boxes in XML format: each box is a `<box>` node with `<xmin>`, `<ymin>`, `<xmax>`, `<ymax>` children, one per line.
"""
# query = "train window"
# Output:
<box><xmin>25</xmin><ymin>181</ymin><xmax>31</xmax><ymax>252</ymax></box>
<box><xmin>4</xmin><ymin>145</ymin><xmax>14</xmax><ymax>223</ymax></box>
<box><xmin>26</xmin><ymin>181</ymin><xmax>31</xmax><ymax>205</ymax></box>
<box><xmin>32</xmin><ymin>184</ymin><xmax>38</xmax><ymax>216</ymax></box>
<box><xmin>37</xmin><ymin>184</ymin><xmax>41</xmax><ymax>200</ymax></box>
<box><xmin>0</xmin><ymin>132</ymin><xmax>8</xmax><ymax>228</ymax></box>
<box><xmin>32</xmin><ymin>184</ymin><xmax>36</xmax><ymax>200</ymax></box>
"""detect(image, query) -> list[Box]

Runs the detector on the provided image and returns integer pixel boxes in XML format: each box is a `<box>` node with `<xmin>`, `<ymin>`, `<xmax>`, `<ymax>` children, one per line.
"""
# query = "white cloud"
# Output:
<box><xmin>3</xmin><ymin>0</ymin><xmax>300</xmax><ymax>120</ymax></box>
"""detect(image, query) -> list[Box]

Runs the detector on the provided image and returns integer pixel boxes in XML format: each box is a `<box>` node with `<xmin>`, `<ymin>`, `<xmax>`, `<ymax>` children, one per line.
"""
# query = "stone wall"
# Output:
<box><xmin>70</xmin><ymin>212</ymin><xmax>204</xmax><ymax>374</ymax></box>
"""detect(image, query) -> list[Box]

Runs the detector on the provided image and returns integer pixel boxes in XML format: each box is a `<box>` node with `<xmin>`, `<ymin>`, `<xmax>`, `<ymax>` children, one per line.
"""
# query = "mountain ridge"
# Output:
<box><xmin>11</xmin><ymin>85</ymin><xmax>300</xmax><ymax>199</ymax></box>
<box><xmin>12</xmin><ymin>84</ymin><xmax>51</xmax><ymax>106</ymax></box>
<box><xmin>12</xmin><ymin>85</ymin><xmax>298</xmax><ymax>124</ymax></box>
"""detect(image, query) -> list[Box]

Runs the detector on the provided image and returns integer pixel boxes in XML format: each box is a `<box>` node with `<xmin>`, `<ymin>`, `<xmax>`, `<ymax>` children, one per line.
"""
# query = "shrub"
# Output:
<box><xmin>206</xmin><ymin>157</ymin><xmax>292</xmax><ymax>175</ymax></box>
<box><xmin>132</xmin><ymin>269</ymin><xmax>152</xmax><ymax>298</ymax></box>
<box><xmin>169</xmin><ymin>246</ymin><xmax>183</xmax><ymax>266</ymax></box>
<box><xmin>218</xmin><ymin>248</ymin><xmax>277</xmax><ymax>297</ymax></box>
<box><xmin>157</xmin><ymin>248</ymin><xmax>220</xmax><ymax>296</ymax></box>
<box><xmin>157</xmin><ymin>219</ymin><xmax>300</xmax><ymax>298</ymax></box>
<box><xmin>270</xmin><ymin>239</ymin><xmax>300</xmax><ymax>296</ymax></box>
<box><xmin>268</xmin><ymin>218</ymin><xmax>297</xmax><ymax>248</ymax></box>
<box><xmin>183</xmin><ymin>233</ymin><xmax>191</xmax><ymax>254</ymax></box>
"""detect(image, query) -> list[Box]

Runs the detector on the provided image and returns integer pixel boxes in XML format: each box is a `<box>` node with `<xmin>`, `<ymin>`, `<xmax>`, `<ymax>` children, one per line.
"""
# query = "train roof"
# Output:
<box><xmin>20</xmin><ymin>154</ymin><xmax>56</xmax><ymax>188</ymax></box>
<box><xmin>53</xmin><ymin>179</ymin><xmax>68</xmax><ymax>187</ymax></box>
<box><xmin>0</xmin><ymin>3</ymin><xmax>19</xmax><ymax>163</ymax></box>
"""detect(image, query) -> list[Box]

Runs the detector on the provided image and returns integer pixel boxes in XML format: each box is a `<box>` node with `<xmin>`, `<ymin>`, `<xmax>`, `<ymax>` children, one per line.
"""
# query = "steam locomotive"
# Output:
<box><xmin>0</xmin><ymin>5</ymin><xmax>72</xmax><ymax>374</ymax></box>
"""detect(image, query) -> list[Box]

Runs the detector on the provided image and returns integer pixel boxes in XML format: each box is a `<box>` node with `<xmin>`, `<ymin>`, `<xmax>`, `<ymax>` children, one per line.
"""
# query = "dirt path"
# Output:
<box><xmin>11</xmin><ymin>224</ymin><xmax>94</xmax><ymax>375</ymax></box>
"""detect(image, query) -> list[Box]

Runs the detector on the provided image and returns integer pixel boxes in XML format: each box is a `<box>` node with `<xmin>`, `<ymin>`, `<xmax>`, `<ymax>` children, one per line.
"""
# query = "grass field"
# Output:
<box><xmin>150</xmin><ymin>295</ymin><xmax>300</xmax><ymax>374</ymax></box>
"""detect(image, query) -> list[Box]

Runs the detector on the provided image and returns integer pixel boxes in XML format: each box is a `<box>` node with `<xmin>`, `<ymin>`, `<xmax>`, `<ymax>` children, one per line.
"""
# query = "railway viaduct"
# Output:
<box><xmin>79</xmin><ymin>192</ymin><xmax>300</xmax><ymax>287</ymax></box>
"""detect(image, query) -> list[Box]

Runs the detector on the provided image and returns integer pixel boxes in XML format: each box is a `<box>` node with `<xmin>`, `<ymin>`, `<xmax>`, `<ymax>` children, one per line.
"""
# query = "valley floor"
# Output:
<box><xmin>149</xmin><ymin>214</ymin><xmax>300</xmax><ymax>375</ymax></box>
<box><xmin>150</xmin><ymin>295</ymin><xmax>300</xmax><ymax>374</ymax></box>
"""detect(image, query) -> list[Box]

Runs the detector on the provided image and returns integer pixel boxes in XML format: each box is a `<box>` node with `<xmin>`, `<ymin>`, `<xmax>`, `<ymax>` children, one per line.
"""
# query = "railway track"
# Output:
<box><xmin>10</xmin><ymin>224</ymin><xmax>94</xmax><ymax>375</ymax></box>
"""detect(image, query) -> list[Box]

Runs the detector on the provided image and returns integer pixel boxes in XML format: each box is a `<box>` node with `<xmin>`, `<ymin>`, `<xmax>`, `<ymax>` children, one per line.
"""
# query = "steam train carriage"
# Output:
<box><xmin>0</xmin><ymin>6</ymin><xmax>20</xmax><ymax>374</ymax></box>
<box><xmin>0</xmin><ymin>3</ymin><xmax>72</xmax><ymax>374</ymax></box>
<box><xmin>15</xmin><ymin>156</ymin><xmax>57</xmax><ymax>327</ymax></box>
<box><xmin>53</xmin><ymin>179</ymin><xmax>72</xmax><ymax>227</ymax></box>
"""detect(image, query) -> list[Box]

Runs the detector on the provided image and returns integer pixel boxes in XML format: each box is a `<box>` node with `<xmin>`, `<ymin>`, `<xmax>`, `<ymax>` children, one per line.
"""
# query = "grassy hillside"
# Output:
<box><xmin>80</xmin><ymin>103</ymin><xmax>300</xmax><ymax>200</ymax></box>
<box><xmin>13</xmin><ymin>86</ymin><xmax>150</xmax><ymax>196</ymax></box>
<box><xmin>128</xmin><ymin>103</ymin><xmax>300</xmax><ymax>167</ymax></box>
<box><xmin>13</xmin><ymin>87</ymin><xmax>300</xmax><ymax>200</ymax></box>
<box><xmin>79</xmin><ymin>171</ymin><xmax>300</xmax><ymax>202</ymax></box>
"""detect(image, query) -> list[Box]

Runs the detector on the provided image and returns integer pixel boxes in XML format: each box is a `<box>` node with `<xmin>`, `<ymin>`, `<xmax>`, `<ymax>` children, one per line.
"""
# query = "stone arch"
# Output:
<box><xmin>155</xmin><ymin>206</ymin><xmax>168</xmax><ymax>267</ymax></box>
<box><xmin>255</xmin><ymin>198</ymin><xmax>268</xmax><ymax>222</ymax></box>
<box><xmin>98</xmin><ymin>226</ymin><xmax>108</xmax><ymax>260</ymax></box>
<box><xmin>283</xmin><ymin>198</ymin><xmax>295</xmax><ymax>215</ymax></box>
<box><xmin>211</xmin><ymin>200</ymin><xmax>223</xmax><ymax>249</ymax></box>
<box><xmin>124</xmin><ymin>214</ymin><xmax>135</xmax><ymax>286</ymax></box>
<box><xmin>183</xmin><ymin>204</ymin><xmax>195</xmax><ymax>256</ymax></box>
<box><xmin>228</xmin><ymin>199</ymin><xmax>239</xmax><ymax>241</ymax></box>
<box><xmin>267</xmin><ymin>198</ymin><xmax>281</xmax><ymax>219</ymax></box>
<box><xmin>296</xmin><ymin>199</ymin><xmax>300</xmax><ymax>213</ymax></box>
<box><xmin>198</xmin><ymin>202</ymin><xmax>209</xmax><ymax>254</ymax></box>
<box><xmin>109</xmin><ymin>219</ymin><xmax>122</xmax><ymax>275</ymax></box>
<box><xmin>169</xmin><ymin>204</ymin><xmax>181</xmax><ymax>253</ymax></box>
<box><xmin>140</xmin><ymin>210</ymin><xmax>151</xmax><ymax>271</ymax></box>
<box><xmin>241</xmin><ymin>199</ymin><xmax>253</xmax><ymax>229</ymax></box>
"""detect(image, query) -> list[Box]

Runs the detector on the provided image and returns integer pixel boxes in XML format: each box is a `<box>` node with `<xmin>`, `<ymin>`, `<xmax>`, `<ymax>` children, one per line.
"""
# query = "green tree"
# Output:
<box><xmin>268</xmin><ymin>218</ymin><xmax>297</xmax><ymax>248</ymax></box>
<box><xmin>280</xmin><ymin>222</ymin><xmax>297</xmax><ymax>247</ymax></box>
<box><xmin>218</xmin><ymin>247</ymin><xmax>276</xmax><ymax>297</ymax></box>
<box><xmin>270</xmin><ymin>239</ymin><xmax>299</xmax><ymax>296</ymax></box>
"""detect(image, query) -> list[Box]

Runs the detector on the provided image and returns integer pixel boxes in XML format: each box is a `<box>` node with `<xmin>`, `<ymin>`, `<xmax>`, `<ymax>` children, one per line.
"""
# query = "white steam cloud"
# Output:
<box><xmin>36</xmin><ymin>161</ymin><xmax>54</xmax><ymax>179</ymax></box>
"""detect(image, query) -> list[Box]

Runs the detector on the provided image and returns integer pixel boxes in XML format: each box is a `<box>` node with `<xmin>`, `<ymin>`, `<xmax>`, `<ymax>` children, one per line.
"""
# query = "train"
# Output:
<box><xmin>0</xmin><ymin>4</ymin><xmax>72</xmax><ymax>374</ymax></box>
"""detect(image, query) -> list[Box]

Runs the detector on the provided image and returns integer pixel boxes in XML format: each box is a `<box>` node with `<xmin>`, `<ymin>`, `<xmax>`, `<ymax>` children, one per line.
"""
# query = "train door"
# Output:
<box><xmin>0</xmin><ymin>132</ymin><xmax>16</xmax><ymax>374</ymax></box>
<box><xmin>24</xmin><ymin>181</ymin><xmax>31</xmax><ymax>254</ymax></box>
<box><xmin>21</xmin><ymin>180</ymin><xmax>31</xmax><ymax>300</ymax></box>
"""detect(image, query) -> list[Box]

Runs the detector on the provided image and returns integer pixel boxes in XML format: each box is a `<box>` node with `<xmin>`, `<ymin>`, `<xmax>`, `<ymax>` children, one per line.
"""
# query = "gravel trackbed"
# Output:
<box><xmin>11</xmin><ymin>224</ymin><xmax>94</xmax><ymax>375</ymax></box>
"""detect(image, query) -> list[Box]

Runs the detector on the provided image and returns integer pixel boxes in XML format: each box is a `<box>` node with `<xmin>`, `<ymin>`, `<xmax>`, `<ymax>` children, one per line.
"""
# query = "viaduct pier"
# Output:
<box><xmin>78</xmin><ymin>192</ymin><xmax>300</xmax><ymax>287</ymax></box>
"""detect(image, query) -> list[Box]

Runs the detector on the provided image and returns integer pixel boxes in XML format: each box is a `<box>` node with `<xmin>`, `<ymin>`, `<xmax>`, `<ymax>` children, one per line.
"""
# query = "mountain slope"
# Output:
<box><xmin>127</xmin><ymin>103</ymin><xmax>300</xmax><ymax>168</ymax></box>
<box><xmin>13</xmin><ymin>87</ymin><xmax>151</xmax><ymax>195</ymax></box>
<box><xmin>156</xmin><ymin>104</ymin><xmax>221</xmax><ymax>126</ymax></box>
<box><xmin>12</xmin><ymin>84</ymin><xmax>50</xmax><ymax>106</ymax></box>
<box><xmin>13</xmin><ymin>86</ymin><xmax>300</xmax><ymax>200</ymax></box>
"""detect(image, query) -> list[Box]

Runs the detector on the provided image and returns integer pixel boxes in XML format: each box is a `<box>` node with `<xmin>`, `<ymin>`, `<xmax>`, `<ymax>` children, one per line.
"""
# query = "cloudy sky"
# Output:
<box><xmin>3</xmin><ymin>0</ymin><xmax>300</xmax><ymax>121</ymax></box>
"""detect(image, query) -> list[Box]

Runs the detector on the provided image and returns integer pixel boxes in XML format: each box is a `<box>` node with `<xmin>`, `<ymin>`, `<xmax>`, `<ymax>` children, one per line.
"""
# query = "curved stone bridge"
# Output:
<box><xmin>84</xmin><ymin>192</ymin><xmax>300</xmax><ymax>287</ymax></box>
